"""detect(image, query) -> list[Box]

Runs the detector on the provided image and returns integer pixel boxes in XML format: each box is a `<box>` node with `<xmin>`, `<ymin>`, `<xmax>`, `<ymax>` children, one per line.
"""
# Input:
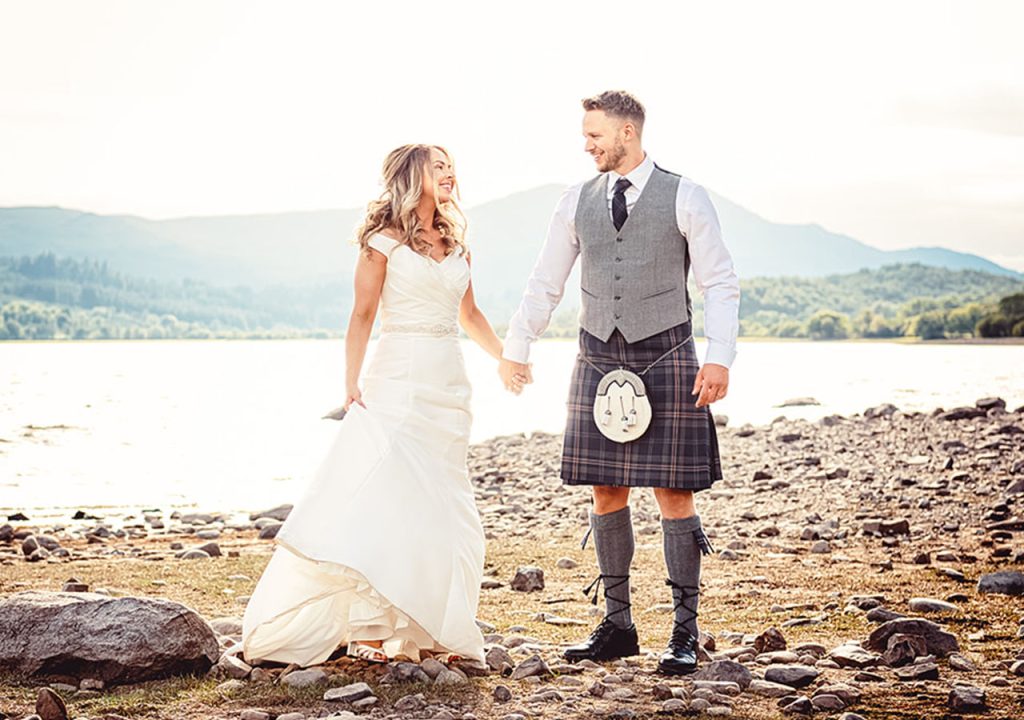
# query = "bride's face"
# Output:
<box><xmin>422</xmin><ymin>148</ymin><xmax>456</xmax><ymax>204</ymax></box>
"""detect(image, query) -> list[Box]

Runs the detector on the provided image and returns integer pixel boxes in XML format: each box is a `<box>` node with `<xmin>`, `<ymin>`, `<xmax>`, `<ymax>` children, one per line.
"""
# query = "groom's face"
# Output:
<box><xmin>583</xmin><ymin>110</ymin><xmax>627</xmax><ymax>173</ymax></box>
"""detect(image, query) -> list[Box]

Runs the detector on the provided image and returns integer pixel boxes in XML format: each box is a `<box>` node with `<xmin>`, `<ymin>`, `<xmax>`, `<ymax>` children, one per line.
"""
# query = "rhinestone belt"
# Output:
<box><xmin>381</xmin><ymin>322</ymin><xmax>459</xmax><ymax>337</ymax></box>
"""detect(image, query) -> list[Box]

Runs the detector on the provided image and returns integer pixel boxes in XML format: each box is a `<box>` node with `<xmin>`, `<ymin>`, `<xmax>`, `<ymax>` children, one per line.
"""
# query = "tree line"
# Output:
<box><xmin>1</xmin><ymin>252</ymin><xmax>1022</xmax><ymax>341</ymax></box>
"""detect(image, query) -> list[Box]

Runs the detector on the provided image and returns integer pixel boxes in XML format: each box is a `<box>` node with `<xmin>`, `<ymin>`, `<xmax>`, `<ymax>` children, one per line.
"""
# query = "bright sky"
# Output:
<box><xmin>2</xmin><ymin>0</ymin><xmax>1022</xmax><ymax>270</ymax></box>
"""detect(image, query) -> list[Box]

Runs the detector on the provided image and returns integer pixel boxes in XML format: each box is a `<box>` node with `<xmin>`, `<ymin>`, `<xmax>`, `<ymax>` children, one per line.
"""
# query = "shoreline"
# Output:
<box><xmin>3</xmin><ymin>397</ymin><xmax>1022</xmax><ymax>521</ymax></box>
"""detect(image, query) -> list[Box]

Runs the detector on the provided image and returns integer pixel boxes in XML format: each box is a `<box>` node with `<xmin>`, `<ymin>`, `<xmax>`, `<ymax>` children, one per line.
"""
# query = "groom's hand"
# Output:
<box><xmin>692</xmin><ymin>363</ymin><xmax>729</xmax><ymax>408</ymax></box>
<box><xmin>499</xmin><ymin>358</ymin><xmax>532</xmax><ymax>395</ymax></box>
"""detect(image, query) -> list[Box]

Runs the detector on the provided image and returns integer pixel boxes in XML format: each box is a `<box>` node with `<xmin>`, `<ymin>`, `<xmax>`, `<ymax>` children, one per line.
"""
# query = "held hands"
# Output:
<box><xmin>498</xmin><ymin>358</ymin><xmax>533</xmax><ymax>395</ymax></box>
<box><xmin>692</xmin><ymin>363</ymin><xmax>729</xmax><ymax>408</ymax></box>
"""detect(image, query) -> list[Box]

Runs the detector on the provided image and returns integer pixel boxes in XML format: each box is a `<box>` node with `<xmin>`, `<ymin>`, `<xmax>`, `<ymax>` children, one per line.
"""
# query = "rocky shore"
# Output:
<box><xmin>2</xmin><ymin>397</ymin><xmax>1024</xmax><ymax>719</ymax></box>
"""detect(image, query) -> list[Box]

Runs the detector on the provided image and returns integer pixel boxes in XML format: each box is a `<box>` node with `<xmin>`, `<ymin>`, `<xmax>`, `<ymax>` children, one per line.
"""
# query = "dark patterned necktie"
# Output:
<box><xmin>612</xmin><ymin>177</ymin><xmax>631</xmax><ymax>231</ymax></box>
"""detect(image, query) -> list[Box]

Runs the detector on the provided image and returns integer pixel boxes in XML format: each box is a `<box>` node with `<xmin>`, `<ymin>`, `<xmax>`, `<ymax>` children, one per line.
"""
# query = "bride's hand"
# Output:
<box><xmin>344</xmin><ymin>386</ymin><xmax>366</xmax><ymax>411</ymax></box>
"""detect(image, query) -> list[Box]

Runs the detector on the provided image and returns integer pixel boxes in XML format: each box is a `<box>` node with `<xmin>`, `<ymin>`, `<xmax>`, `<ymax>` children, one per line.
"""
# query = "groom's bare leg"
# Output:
<box><xmin>653</xmin><ymin>488</ymin><xmax>696</xmax><ymax>519</ymax></box>
<box><xmin>593</xmin><ymin>485</ymin><xmax>630</xmax><ymax>514</ymax></box>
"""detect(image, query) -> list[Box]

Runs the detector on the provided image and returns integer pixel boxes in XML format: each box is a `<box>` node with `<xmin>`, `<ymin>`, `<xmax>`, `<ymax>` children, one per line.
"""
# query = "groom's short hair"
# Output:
<box><xmin>582</xmin><ymin>91</ymin><xmax>645</xmax><ymax>135</ymax></box>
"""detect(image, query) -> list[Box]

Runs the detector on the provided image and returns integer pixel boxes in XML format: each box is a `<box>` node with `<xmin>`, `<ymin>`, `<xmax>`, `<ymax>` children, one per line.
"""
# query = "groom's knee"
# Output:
<box><xmin>592</xmin><ymin>486</ymin><xmax>630</xmax><ymax>514</ymax></box>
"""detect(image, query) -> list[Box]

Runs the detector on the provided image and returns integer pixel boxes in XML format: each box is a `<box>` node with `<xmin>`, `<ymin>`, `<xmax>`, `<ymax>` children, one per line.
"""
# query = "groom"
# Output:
<box><xmin>499</xmin><ymin>90</ymin><xmax>739</xmax><ymax>675</ymax></box>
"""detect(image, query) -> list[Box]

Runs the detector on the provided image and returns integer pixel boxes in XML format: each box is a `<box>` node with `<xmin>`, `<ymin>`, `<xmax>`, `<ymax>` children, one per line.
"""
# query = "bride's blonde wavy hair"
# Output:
<box><xmin>356</xmin><ymin>144</ymin><xmax>467</xmax><ymax>258</ymax></box>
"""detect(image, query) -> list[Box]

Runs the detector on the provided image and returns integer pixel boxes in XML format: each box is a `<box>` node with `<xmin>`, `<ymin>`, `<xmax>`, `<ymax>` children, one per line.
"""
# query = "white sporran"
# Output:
<box><xmin>592</xmin><ymin>368</ymin><xmax>652</xmax><ymax>443</ymax></box>
<box><xmin>583</xmin><ymin>332</ymin><xmax>692</xmax><ymax>444</ymax></box>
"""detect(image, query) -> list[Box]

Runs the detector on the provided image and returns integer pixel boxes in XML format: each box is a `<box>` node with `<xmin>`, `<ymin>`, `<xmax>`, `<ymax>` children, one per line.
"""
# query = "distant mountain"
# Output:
<box><xmin>1</xmin><ymin>188</ymin><xmax>1019</xmax><ymax>307</ymax></box>
<box><xmin>706</xmin><ymin>193</ymin><xmax>1019</xmax><ymax>279</ymax></box>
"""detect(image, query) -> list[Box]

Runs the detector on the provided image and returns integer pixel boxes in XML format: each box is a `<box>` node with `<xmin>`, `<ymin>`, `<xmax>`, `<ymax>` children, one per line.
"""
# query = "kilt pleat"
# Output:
<box><xmin>561</xmin><ymin>322</ymin><xmax>723</xmax><ymax>490</ymax></box>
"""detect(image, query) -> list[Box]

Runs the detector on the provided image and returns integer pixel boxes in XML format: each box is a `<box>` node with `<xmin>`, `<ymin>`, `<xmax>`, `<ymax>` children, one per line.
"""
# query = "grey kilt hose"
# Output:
<box><xmin>561</xmin><ymin>321</ymin><xmax>723</xmax><ymax>490</ymax></box>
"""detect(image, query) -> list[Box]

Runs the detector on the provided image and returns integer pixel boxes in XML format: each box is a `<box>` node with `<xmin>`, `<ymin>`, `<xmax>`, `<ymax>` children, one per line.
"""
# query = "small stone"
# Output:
<box><xmin>662</xmin><ymin>698</ymin><xmax>687</xmax><ymax>712</ymax></box>
<box><xmin>216</xmin><ymin>679</ymin><xmax>246</xmax><ymax>693</ymax></box>
<box><xmin>239</xmin><ymin>711</ymin><xmax>271</xmax><ymax>720</ymax></box>
<box><xmin>510</xmin><ymin>654</ymin><xmax>551</xmax><ymax>680</ymax></box>
<box><xmin>692</xmin><ymin>659</ymin><xmax>752</xmax><ymax>689</ymax></box>
<box><xmin>196</xmin><ymin>541</ymin><xmax>221</xmax><ymax>557</ymax></box>
<box><xmin>689</xmin><ymin>697</ymin><xmax>711</xmax><ymax>712</ymax></box>
<box><xmin>35</xmin><ymin>687</ymin><xmax>68</xmax><ymax>720</ymax></box>
<box><xmin>250</xmin><ymin>504</ymin><xmax>293</xmax><ymax>521</ymax></box>
<box><xmin>828</xmin><ymin>644</ymin><xmax>879</xmax><ymax>668</ymax></box>
<box><xmin>323</xmin><ymin>681</ymin><xmax>374</xmax><ymax>702</ymax></box>
<box><xmin>280</xmin><ymin>668</ymin><xmax>326</xmax><ymax>688</ymax></box>
<box><xmin>810</xmin><ymin>540</ymin><xmax>831</xmax><ymax>554</ymax></box>
<box><xmin>894</xmin><ymin>662</ymin><xmax>939</xmax><ymax>681</ymax></box>
<box><xmin>764</xmin><ymin>665</ymin><xmax>819</xmax><ymax>688</ymax></box>
<box><xmin>492</xmin><ymin>685</ymin><xmax>513</xmax><ymax>703</ymax></box>
<box><xmin>867</xmin><ymin>618</ymin><xmax>960</xmax><ymax>657</ymax></box>
<box><xmin>556</xmin><ymin>557</ymin><xmax>578</xmax><ymax>569</ymax></box>
<box><xmin>217</xmin><ymin>654</ymin><xmax>252</xmax><ymax>679</ymax></box>
<box><xmin>61</xmin><ymin>581</ymin><xmax>89</xmax><ymax>592</ymax></box>
<box><xmin>258</xmin><ymin>522</ymin><xmax>283</xmax><ymax>540</ymax></box>
<box><xmin>811</xmin><ymin>694</ymin><xmax>846</xmax><ymax>711</ymax></box>
<box><xmin>78</xmin><ymin>678</ymin><xmax>103</xmax><ymax>691</ymax></box>
<box><xmin>510</xmin><ymin>566</ymin><xmax>545</xmax><ymax>592</ymax></box>
<box><xmin>486</xmin><ymin>645</ymin><xmax>514</xmax><ymax>673</ymax></box>
<box><xmin>977</xmin><ymin>570</ymin><xmax>1024</xmax><ymax>596</ymax></box>
<box><xmin>948</xmin><ymin>685</ymin><xmax>987</xmax><ymax>713</ymax></box>
<box><xmin>276</xmin><ymin>714</ymin><xmax>304</xmax><ymax>720</ymax></box>
<box><xmin>754</xmin><ymin>627</ymin><xmax>787</xmax><ymax>653</ymax></box>
<box><xmin>781</xmin><ymin>696</ymin><xmax>813</xmax><ymax>714</ymax></box>
<box><xmin>434</xmin><ymin>668</ymin><xmax>467</xmax><ymax>685</ymax></box>
<box><xmin>948</xmin><ymin>653</ymin><xmax>976</xmax><ymax>671</ymax></box>
<box><xmin>749</xmin><ymin>679</ymin><xmax>797</xmax><ymax>697</ymax></box>
<box><xmin>209</xmin><ymin>617</ymin><xmax>243</xmax><ymax>635</ymax></box>
<box><xmin>178</xmin><ymin>549</ymin><xmax>211</xmax><ymax>560</ymax></box>
<box><xmin>883</xmin><ymin>633</ymin><xmax>929</xmax><ymax>667</ymax></box>
<box><xmin>908</xmin><ymin>597</ymin><xmax>958</xmax><ymax>613</ymax></box>
<box><xmin>420</xmin><ymin>657</ymin><xmax>446</xmax><ymax>679</ymax></box>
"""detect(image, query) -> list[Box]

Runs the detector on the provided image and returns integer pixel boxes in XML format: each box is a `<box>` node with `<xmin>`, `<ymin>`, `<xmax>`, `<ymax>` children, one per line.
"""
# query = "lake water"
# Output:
<box><xmin>1</xmin><ymin>338</ymin><xmax>1022</xmax><ymax>514</ymax></box>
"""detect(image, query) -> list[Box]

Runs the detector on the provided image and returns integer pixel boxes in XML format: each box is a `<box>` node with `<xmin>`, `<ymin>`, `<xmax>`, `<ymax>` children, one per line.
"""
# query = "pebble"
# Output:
<box><xmin>510</xmin><ymin>566</ymin><xmax>545</xmax><ymax>592</ymax></box>
<box><xmin>764</xmin><ymin>664</ymin><xmax>819</xmax><ymax>688</ymax></box>
<box><xmin>323</xmin><ymin>682</ymin><xmax>374</xmax><ymax>703</ymax></box>
<box><xmin>948</xmin><ymin>685</ymin><xmax>987</xmax><ymax>713</ymax></box>
<box><xmin>508</xmin><ymin>653</ymin><xmax>551</xmax><ymax>680</ymax></box>
<box><xmin>280</xmin><ymin>668</ymin><xmax>326</xmax><ymax>688</ymax></box>
<box><xmin>908</xmin><ymin>597</ymin><xmax>959</xmax><ymax>613</ymax></box>
<box><xmin>977</xmin><ymin>570</ymin><xmax>1024</xmax><ymax>596</ymax></box>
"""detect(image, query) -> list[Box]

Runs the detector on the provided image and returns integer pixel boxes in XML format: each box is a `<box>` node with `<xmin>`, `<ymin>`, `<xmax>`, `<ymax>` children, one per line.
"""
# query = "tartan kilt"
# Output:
<box><xmin>561</xmin><ymin>321</ymin><xmax>723</xmax><ymax>490</ymax></box>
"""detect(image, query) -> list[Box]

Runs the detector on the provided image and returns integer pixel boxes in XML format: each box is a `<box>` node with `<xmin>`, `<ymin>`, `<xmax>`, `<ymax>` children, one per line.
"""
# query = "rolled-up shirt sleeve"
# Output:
<box><xmin>679</xmin><ymin>184</ymin><xmax>740</xmax><ymax>368</ymax></box>
<box><xmin>502</xmin><ymin>185</ymin><xmax>582</xmax><ymax>363</ymax></box>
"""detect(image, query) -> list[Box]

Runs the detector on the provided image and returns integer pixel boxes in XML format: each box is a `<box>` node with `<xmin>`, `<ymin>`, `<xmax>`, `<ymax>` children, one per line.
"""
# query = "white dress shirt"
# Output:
<box><xmin>503</xmin><ymin>153</ymin><xmax>740</xmax><ymax>368</ymax></box>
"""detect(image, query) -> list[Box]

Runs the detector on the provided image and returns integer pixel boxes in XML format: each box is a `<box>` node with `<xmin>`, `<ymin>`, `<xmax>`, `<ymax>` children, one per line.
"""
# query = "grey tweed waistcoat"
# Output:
<box><xmin>575</xmin><ymin>166</ymin><xmax>691</xmax><ymax>343</ymax></box>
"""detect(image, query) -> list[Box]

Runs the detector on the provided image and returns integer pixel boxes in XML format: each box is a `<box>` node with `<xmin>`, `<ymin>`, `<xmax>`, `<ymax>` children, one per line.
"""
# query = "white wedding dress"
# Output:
<box><xmin>241</xmin><ymin>232</ymin><xmax>486</xmax><ymax>666</ymax></box>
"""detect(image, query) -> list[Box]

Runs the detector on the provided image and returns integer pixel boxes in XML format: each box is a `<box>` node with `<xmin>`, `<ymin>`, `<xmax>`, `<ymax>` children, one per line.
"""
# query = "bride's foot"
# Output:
<box><xmin>348</xmin><ymin>641</ymin><xmax>388</xmax><ymax>664</ymax></box>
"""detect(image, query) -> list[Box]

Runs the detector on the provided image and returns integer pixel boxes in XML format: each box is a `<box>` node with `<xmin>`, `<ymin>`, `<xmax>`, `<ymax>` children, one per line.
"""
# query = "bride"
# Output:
<box><xmin>241</xmin><ymin>144</ymin><xmax>518</xmax><ymax>667</ymax></box>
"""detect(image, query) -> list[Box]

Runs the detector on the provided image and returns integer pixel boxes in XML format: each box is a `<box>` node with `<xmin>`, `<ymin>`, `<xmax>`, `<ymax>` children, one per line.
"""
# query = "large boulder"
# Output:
<box><xmin>0</xmin><ymin>591</ymin><xmax>219</xmax><ymax>685</ymax></box>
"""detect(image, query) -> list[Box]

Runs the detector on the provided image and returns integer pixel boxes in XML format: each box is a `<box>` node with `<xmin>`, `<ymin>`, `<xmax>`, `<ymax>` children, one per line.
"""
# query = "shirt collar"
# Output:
<box><xmin>607</xmin><ymin>153</ymin><xmax>655</xmax><ymax>196</ymax></box>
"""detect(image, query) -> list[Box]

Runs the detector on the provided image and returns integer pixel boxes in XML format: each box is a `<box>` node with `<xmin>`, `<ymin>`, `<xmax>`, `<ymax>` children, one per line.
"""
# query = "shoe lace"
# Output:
<box><xmin>665</xmin><ymin>577</ymin><xmax>699</xmax><ymax>650</ymax></box>
<box><xmin>582</xmin><ymin>573</ymin><xmax>631</xmax><ymax>627</ymax></box>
